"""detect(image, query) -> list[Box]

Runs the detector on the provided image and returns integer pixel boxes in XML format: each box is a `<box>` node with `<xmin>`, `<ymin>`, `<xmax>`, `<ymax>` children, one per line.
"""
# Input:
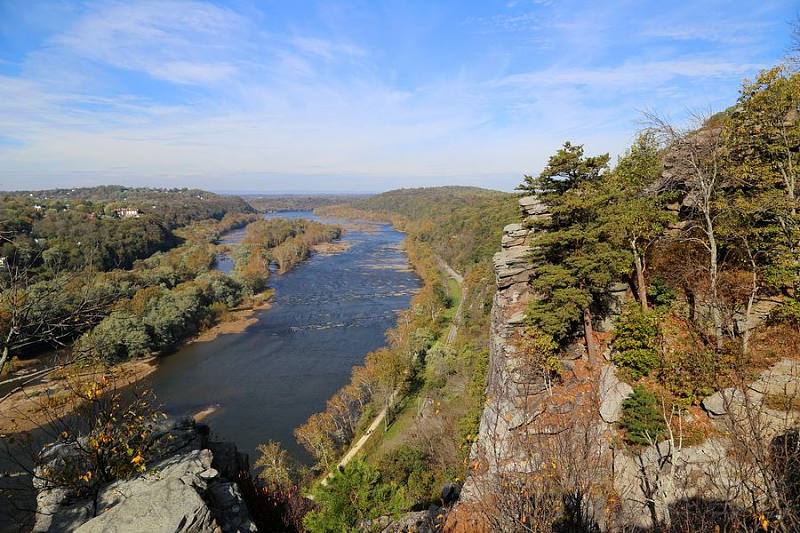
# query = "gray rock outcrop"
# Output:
<box><xmin>32</xmin><ymin>420</ymin><xmax>257</xmax><ymax>533</ymax></box>
<box><xmin>599</xmin><ymin>365</ymin><xmax>632</xmax><ymax>423</ymax></box>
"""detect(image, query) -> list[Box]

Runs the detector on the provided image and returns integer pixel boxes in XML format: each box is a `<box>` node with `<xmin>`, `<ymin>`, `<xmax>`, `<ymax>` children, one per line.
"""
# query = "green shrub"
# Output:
<box><xmin>620</xmin><ymin>385</ymin><xmax>666</xmax><ymax>445</ymax></box>
<box><xmin>304</xmin><ymin>460</ymin><xmax>407</xmax><ymax>532</ymax></box>
<box><xmin>613</xmin><ymin>305</ymin><xmax>660</xmax><ymax>380</ymax></box>
<box><xmin>770</xmin><ymin>297</ymin><xmax>800</xmax><ymax>327</ymax></box>
<box><xmin>647</xmin><ymin>276</ymin><xmax>676</xmax><ymax>308</ymax></box>
<box><xmin>378</xmin><ymin>446</ymin><xmax>437</xmax><ymax>505</ymax></box>
<box><xmin>660</xmin><ymin>349</ymin><xmax>718</xmax><ymax>406</ymax></box>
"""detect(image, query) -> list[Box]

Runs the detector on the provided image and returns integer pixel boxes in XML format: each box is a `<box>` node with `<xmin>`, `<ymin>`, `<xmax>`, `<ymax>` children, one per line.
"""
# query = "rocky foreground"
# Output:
<box><xmin>33</xmin><ymin>419</ymin><xmax>256</xmax><ymax>533</ymax></box>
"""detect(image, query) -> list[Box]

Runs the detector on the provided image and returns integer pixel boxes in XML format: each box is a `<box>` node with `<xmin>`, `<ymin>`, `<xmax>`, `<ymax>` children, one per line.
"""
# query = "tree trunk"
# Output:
<box><xmin>0</xmin><ymin>346</ymin><xmax>9</xmax><ymax>376</ymax></box>
<box><xmin>583</xmin><ymin>307</ymin><xmax>597</xmax><ymax>359</ymax></box>
<box><xmin>632</xmin><ymin>240</ymin><xmax>648</xmax><ymax>311</ymax></box>
<box><xmin>742</xmin><ymin>251</ymin><xmax>758</xmax><ymax>355</ymax></box>
<box><xmin>705</xmin><ymin>211</ymin><xmax>724</xmax><ymax>351</ymax></box>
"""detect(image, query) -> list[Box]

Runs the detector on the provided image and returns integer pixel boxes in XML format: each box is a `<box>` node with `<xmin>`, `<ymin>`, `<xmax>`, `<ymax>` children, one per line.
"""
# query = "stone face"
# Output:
<box><xmin>32</xmin><ymin>420</ymin><xmax>256</xmax><ymax>533</ymax></box>
<box><xmin>599</xmin><ymin>365</ymin><xmax>633</xmax><ymax>423</ymax></box>
<box><xmin>493</xmin><ymin>247</ymin><xmax>533</xmax><ymax>288</ymax></box>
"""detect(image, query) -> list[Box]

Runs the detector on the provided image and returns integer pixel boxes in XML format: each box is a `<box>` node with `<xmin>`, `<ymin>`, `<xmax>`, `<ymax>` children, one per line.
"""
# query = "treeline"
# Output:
<box><xmin>318</xmin><ymin>186</ymin><xmax>517</xmax><ymax>273</ymax></box>
<box><xmin>233</xmin><ymin>219</ymin><xmax>341</xmax><ymax>293</ymax></box>
<box><xmin>0</xmin><ymin>187</ymin><xmax>254</xmax><ymax>275</ymax></box>
<box><xmin>246</xmin><ymin>194</ymin><xmax>367</xmax><ymax>213</ymax></box>
<box><xmin>58</xmin><ymin>213</ymin><xmax>257</xmax><ymax>363</ymax></box>
<box><xmin>0</xmin><ymin>212</ymin><xmax>255</xmax><ymax>371</ymax></box>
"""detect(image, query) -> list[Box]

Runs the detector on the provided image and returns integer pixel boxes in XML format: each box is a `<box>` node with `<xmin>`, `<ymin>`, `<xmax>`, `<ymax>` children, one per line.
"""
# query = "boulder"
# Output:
<box><xmin>75</xmin><ymin>478</ymin><xmax>215</xmax><ymax>533</ymax></box>
<box><xmin>599</xmin><ymin>365</ymin><xmax>633</xmax><ymax>423</ymax></box>
<box><xmin>750</xmin><ymin>358</ymin><xmax>800</xmax><ymax>398</ymax></box>
<box><xmin>32</xmin><ymin>420</ymin><xmax>256</xmax><ymax>533</ymax></box>
<box><xmin>369</xmin><ymin>506</ymin><xmax>444</xmax><ymax>532</ymax></box>
<box><xmin>701</xmin><ymin>388</ymin><xmax>746</xmax><ymax>417</ymax></box>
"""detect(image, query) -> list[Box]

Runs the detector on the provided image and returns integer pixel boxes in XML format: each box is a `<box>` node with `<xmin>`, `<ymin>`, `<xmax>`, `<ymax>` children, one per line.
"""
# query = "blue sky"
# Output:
<box><xmin>0</xmin><ymin>0</ymin><xmax>796</xmax><ymax>193</ymax></box>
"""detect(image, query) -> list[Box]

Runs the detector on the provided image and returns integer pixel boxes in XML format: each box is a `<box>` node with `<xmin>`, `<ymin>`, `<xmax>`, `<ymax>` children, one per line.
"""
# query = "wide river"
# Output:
<box><xmin>144</xmin><ymin>211</ymin><xmax>420</xmax><ymax>463</ymax></box>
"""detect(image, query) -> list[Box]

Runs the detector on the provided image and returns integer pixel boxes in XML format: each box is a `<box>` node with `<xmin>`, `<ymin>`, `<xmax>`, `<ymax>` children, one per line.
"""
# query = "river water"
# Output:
<box><xmin>145</xmin><ymin>212</ymin><xmax>420</xmax><ymax>463</ymax></box>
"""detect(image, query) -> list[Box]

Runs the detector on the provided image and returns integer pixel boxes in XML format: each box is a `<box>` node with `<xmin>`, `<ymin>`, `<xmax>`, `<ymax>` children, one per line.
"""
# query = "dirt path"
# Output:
<box><xmin>325</xmin><ymin>258</ymin><xmax>465</xmax><ymax>478</ymax></box>
<box><xmin>436</xmin><ymin>256</ymin><xmax>465</xmax><ymax>345</ymax></box>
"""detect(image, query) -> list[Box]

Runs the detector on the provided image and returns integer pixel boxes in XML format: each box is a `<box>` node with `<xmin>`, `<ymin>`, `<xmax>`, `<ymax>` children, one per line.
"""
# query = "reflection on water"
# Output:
<box><xmin>147</xmin><ymin>211</ymin><xmax>420</xmax><ymax>463</ymax></box>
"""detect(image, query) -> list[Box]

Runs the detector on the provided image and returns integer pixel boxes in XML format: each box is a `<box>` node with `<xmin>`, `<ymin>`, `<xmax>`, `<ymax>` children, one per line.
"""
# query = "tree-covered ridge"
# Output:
<box><xmin>0</xmin><ymin>186</ymin><xmax>254</xmax><ymax>274</ymax></box>
<box><xmin>246</xmin><ymin>194</ymin><xmax>367</xmax><ymax>213</ymax></box>
<box><xmin>320</xmin><ymin>186</ymin><xmax>517</xmax><ymax>273</ymax></box>
<box><xmin>4</xmin><ymin>185</ymin><xmax>253</xmax><ymax>227</ymax></box>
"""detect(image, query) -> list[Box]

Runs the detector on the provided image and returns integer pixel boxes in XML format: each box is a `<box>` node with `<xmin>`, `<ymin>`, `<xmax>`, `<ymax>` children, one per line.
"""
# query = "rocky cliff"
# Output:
<box><xmin>448</xmin><ymin>195</ymin><xmax>800</xmax><ymax>532</ymax></box>
<box><xmin>32</xmin><ymin>419</ymin><xmax>257</xmax><ymax>533</ymax></box>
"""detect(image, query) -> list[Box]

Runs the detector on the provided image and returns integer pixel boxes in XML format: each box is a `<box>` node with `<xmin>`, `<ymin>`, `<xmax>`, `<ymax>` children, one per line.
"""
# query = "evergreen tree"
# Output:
<box><xmin>304</xmin><ymin>460</ymin><xmax>407</xmax><ymax>533</ymax></box>
<box><xmin>520</xmin><ymin>142</ymin><xmax>630</xmax><ymax>357</ymax></box>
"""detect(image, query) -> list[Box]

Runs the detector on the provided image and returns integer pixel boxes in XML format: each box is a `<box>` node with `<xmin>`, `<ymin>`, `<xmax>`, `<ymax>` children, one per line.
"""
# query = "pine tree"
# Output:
<box><xmin>520</xmin><ymin>142</ymin><xmax>630</xmax><ymax>357</ymax></box>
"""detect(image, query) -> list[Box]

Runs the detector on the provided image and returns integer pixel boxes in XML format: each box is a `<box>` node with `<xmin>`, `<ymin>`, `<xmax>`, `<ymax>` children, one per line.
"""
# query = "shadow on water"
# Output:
<box><xmin>146</xmin><ymin>211</ymin><xmax>421</xmax><ymax>464</ymax></box>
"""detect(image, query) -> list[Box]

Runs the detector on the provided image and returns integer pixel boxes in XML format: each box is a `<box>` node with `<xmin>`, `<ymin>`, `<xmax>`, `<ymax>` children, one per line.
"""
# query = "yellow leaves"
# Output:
<box><xmin>79</xmin><ymin>471</ymin><xmax>93</xmax><ymax>483</ymax></box>
<box><xmin>758</xmin><ymin>514</ymin><xmax>769</xmax><ymax>531</ymax></box>
<box><xmin>131</xmin><ymin>453</ymin><xmax>145</xmax><ymax>466</ymax></box>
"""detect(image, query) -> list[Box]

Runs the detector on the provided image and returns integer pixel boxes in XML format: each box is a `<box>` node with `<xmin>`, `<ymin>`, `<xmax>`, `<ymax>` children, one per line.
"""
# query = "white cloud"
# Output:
<box><xmin>492</xmin><ymin>59</ymin><xmax>763</xmax><ymax>90</ymax></box>
<box><xmin>51</xmin><ymin>0</ymin><xmax>245</xmax><ymax>84</ymax></box>
<box><xmin>0</xmin><ymin>0</ymin><xmax>790</xmax><ymax>192</ymax></box>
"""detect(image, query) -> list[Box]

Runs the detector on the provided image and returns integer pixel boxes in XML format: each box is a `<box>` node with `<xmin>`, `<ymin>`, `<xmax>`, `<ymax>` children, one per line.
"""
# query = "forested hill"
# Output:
<box><xmin>4</xmin><ymin>185</ymin><xmax>254</xmax><ymax>229</ymax></box>
<box><xmin>321</xmin><ymin>186</ymin><xmax>517</xmax><ymax>272</ymax></box>
<box><xmin>0</xmin><ymin>186</ymin><xmax>254</xmax><ymax>273</ymax></box>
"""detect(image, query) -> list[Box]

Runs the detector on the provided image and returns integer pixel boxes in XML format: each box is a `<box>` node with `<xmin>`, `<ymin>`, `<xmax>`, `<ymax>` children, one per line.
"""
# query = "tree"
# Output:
<box><xmin>601</xmin><ymin>132</ymin><xmax>675</xmax><ymax>310</ymax></box>
<box><xmin>294</xmin><ymin>412</ymin><xmax>337</xmax><ymax>470</ymax></box>
<box><xmin>0</xmin><ymin>266</ymin><xmax>123</xmax><ymax>374</ymax></box>
<box><xmin>255</xmin><ymin>440</ymin><xmax>295</xmax><ymax>490</ymax></box>
<box><xmin>620</xmin><ymin>385</ymin><xmax>667</xmax><ymax>446</ymax></box>
<box><xmin>647</xmin><ymin>112</ymin><xmax>730</xmax><ymax>350</ymax></box>
<box><xmin>303</xmin><ymin>460</ymin><xmax>407</xmax><ymax>533</ymax></box>
<box><xmin>520</xmin><ymin>142</ymin><xmax>631</xmax><ymax>357</ymax></box>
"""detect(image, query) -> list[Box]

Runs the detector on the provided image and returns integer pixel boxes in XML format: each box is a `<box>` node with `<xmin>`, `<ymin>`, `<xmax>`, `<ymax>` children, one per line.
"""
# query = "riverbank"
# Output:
<box><xmin>0</xmin><ymin>357</ymin><xmax>158</xmax><ymax>434</ymax></box>
<box><xmin>189</xmin><ymin>290</ymin><xmax>275</xmax><ymax>344</ymax></box>
<box><xmin>0</xmin><ymin>236</ymin><xmax>348</xmax><ymax>436</ymax></box>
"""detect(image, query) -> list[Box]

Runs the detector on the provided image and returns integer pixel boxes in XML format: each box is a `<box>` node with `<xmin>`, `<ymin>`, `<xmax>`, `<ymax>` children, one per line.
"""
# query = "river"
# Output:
<box><xmin>144</xmin><ymin>211</ymin><xmax>421</xmax><ymax>464</ymax></box>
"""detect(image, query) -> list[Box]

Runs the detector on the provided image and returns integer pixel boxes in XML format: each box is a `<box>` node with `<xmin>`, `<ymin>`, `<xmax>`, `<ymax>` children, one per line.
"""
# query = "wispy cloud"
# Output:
<box><xmin>51</xmin><ymin>0</ymin><xmax>246</xmax><ymax>84</ymax></box>
<box><xmin>492</xmin><ymin>59</ymin><xmax>763</xmax><ymax>90</ymax></box>
<box><xmin>0</xmin><ymin>0</ymin><xmax>794</xmax><ymax>192</ymax></box>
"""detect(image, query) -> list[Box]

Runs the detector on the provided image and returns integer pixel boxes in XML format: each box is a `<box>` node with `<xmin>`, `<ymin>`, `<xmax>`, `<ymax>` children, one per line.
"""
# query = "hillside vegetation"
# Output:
<box><xmin>320</xmin><ymin>186</ymin><xmax>517</xmax><ymax>272</ymax></box>
<box><xmin>450</xmin><ymin>64</ymin><xmax>800</xmax><ymax>532</ymax></box>
<box><xmin>239</xmin><ymin>187</ymin><xmax>515</xmax><ymax>530</ymax></box>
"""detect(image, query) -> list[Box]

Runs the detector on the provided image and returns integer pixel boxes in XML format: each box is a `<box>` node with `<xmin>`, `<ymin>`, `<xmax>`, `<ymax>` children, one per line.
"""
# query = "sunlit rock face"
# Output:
<box><xmin>32</xmin><ymin>419</ymin><xmax>256</xmax><ymax>533</ymax></box>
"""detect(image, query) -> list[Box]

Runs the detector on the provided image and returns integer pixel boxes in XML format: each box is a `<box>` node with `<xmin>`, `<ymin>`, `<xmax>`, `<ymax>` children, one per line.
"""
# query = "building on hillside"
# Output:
<box><xmin>114</xmin><ymin>207</ymin><xmax>142</xmax><ymax>219</ymax></box>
